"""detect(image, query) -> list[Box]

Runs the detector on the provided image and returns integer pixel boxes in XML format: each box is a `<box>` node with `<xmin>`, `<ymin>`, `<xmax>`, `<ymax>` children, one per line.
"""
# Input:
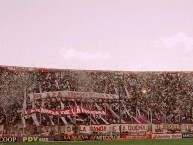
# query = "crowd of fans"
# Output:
<box><xmin>1</xmin><ymin>66</ymin><xmax>193</xmax><ymax>136</ymax></box>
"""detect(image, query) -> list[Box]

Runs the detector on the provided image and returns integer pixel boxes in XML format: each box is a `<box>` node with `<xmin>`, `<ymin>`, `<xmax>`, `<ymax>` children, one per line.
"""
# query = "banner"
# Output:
<box><xmin>152</xmin><ymin>124</ymin><xmax>181</xmax><ymax>134</ymax></box>
<box><xmin>79</xmin><ymin>124</ymin><xmax>148</xmax><ymax>134</ymax></box>
<box><xmin>110</xmin><ymin>124</ymin><xmax>120</xmax><ymax>133</ymax></box>
<box><xmin>109</xmin><ymin>124</ymin><xmax>148</xmax><ymax>133</ymax></box>
<box><xmin>30</xmin><ymin>91</ymin><xmax>119</xmax><ymax>100</ymax></box>
<box><xmin>122</xmin><ymin>124</ymin><xmax>148</xmax><ymax>132</ymax></box>
<box><xmin>80</xmin><ymin>125</ymin><xmax>112</xmax><ymax>134</ymax></box>
<box><xmin>79</xmin><ymin>125</ymin><xmax>91</xmax><ymax>134</ymax></box>
<box><xmin>91</xmin><ymin>125</ymin><xmax>111</xmax><ymax>134</ymax></box>
<box><xmin>24</xmin><ymin>106</ymin><xmax>106</xmax><ymax>116</ymax></box>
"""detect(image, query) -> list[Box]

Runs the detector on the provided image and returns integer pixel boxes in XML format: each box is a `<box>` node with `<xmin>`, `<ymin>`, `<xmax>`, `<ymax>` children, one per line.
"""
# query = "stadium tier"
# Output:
<box><xmin>1</xmin><ymin>66</ymin><xmax>193</xmax><ymax>142</ymax></box>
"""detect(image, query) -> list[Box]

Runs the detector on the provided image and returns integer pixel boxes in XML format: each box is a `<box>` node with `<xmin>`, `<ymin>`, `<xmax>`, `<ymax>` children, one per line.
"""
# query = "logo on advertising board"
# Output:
<box><xmin>22</xmin><ymin>136</ymin><xmax>53</xmax><ymax>142</ymax></box>
<box><xmin>72</xmin><ymin>135</ymin><xmax>91</xmax><ymax>141</ymax></box>
<box><xmin>54</xmin><ymin>135</ymin><xmax>91</xmax><ymax>141</ymax></box>
<box><xmin>152</xmin><ymin>134</ymin><xmax>182</xmax><ymax>139</ymax></box>
<box><xmin>0</xmin><ymin>137</ymin><xmax>17</xmax><ymax>142</ymax></box>
<box><xmin>54</xmin><ymin>135</ymin><xmax>72</xmax><ymax>141</ymax></box>
<box><xmin>125</xmin><ymin>135</ymin><xmax>148</xmax><ymax>139</ymax></box>
<box><xmin>128</xmin><ymin>131</ymin><xmax>146</xmax><ymax>136</ymax></box>
<box><xmin>95</xmin><ymin>135</ymin><xmax>120</xmax><ymax>140</ymax></box>
<box><xmin>182</xmin><ymin>133</ymin><xmax>193</xmax><ymax>138</ymax></box>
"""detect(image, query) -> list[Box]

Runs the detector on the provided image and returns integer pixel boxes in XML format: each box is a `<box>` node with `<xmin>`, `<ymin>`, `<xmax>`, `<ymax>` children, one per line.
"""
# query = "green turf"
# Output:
<box><xmin>5</xmin><ymin>139</ymin><xmax>193</xmax><ymax>145</ymax></box>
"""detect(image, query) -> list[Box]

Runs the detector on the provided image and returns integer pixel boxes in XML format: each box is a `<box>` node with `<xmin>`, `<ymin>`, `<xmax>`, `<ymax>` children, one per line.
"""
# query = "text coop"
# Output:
<box><xmin>0</xmin><ymin>137</ymin><xmax>17</xmax><ymax>142</ymax></box>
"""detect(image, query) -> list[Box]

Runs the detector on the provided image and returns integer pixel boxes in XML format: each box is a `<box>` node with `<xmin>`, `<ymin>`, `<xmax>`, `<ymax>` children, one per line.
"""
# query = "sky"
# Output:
<box><xmin>0</xmin><ymin>0</ymin><xmax>193</xmax><ymax>71</ymax></box>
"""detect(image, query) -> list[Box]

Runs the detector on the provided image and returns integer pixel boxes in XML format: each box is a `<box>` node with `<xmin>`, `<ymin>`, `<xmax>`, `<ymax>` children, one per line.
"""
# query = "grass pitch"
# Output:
<box><xmin>5</xmin><ymin>139</ymin><xmax>193</xmax><ymax>145</ymax></box>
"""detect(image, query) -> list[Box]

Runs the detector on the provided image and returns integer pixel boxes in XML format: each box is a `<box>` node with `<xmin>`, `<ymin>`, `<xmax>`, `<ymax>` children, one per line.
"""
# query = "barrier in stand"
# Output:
<box><xmin>152</xmin><ymin>134</ymin><xmax>182</xmax><ymax>139</ymax></box>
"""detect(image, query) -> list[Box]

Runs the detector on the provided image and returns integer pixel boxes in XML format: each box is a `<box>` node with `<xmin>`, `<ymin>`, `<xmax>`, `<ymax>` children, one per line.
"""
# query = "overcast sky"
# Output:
<box><xmin>0</xmin><ymin>0</ymin><xmax>193</xmax><ymax>71</ymax></box>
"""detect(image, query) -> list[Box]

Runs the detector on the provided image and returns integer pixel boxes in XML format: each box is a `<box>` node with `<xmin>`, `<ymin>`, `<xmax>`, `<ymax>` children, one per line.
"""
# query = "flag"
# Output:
<box><xmin>136</xmin><ymin>115</ymin><xmax>150</xmax><ymax>124</ymax></box>
<box><xmin>123</xmin><ymin>81</ymin><xmax>131</xmax><ymax>99</ymax></box>
<box><xmin>31</xmin><ymin>113</ymin><xmax>40</xmax><ymax>126</ymax></box>
<box><xmin>60</xmin><ymin>101</ymin><xmax>68</xmax><ymax>124</ymax></box>
<box><xmin>22</xmin><ymin>87</ymin><xmax>27</xmax><ymax>128</ymax></box>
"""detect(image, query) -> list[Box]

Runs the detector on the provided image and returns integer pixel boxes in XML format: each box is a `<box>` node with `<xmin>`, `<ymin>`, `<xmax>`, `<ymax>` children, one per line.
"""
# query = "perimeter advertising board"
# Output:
<box><xmin>22</xmin><ymin>136</ymin><xmax>54</xmax><ymax>142</ymax></box>
<box><xmin>152</xmin><ymin>134</ymin><xmax>182</xmax><ymax>139</ymax></box>
<box><xmin>0</xmin><ymin>137</ymin><xmax>17</xmax><ymax>143</ymax></box>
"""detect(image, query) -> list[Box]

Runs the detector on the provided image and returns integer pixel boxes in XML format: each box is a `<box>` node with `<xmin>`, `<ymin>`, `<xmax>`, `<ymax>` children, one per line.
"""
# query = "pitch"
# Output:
<box><xmin>5</xmin><ymin>139</ymin><xmax>193</xmax><ymax>145</ymax></box>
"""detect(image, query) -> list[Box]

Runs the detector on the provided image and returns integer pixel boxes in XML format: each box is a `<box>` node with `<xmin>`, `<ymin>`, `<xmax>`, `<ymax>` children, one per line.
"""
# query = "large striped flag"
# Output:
<box><xmin>22</xmin><ymin>87</ymin><xmax>27</xmax><ymax>128</ymax></box>
<box><xmin>60</xmin><ymin>101</ymin><xmax>68</xmax><ymax>124</ymax></box>
<box><xmin>123</xmin><ymin>81</ymin><xmax>132</xmax><ymax>99</ymax></box>
<box><xmin>29</xmin><ymin>94</ymin><xmax>40</xmax><ymax>126</ymax></box>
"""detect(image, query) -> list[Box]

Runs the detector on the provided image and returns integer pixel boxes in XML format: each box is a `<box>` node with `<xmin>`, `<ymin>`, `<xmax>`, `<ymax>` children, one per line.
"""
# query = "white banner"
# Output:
<box><xmin>78</xmin><ymin>124</ymin><xmax>149</xmax><ymax>134</ymax></box>
<box><xmin>109</xmin><ymin>124</ymin><xmax>148</xmax><ymax>133</ymax></box>
<box><xmin>79</xmin><ymin>125</ymin><xmax>91</xmax><ymax>134</ymax></box>
<box><xmin>152</xmin><ymin>124</ymin><xmax>180</xmax><ymax>133</ymax></box>
<box><xmin>91</xmin><ymin>125</ymin><xmax>111</xmax><ymax>134</ymax></box>
<box><xmin>122</xmin><ymin>124</ymin><xmax>148</xmax><ymax>132</ymax></box>
<box><xmin>30</xmin><ymin>91</ymin><xmax>119</xmax><ymax>100</ymax></box>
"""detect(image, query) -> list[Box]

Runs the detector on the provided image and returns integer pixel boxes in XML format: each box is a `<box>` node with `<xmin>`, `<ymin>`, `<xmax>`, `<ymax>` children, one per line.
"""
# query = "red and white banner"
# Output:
<box><xmin>24</xmin><ymin>106</ymin><xmax>106</xmax><ymax>116</ymax></box>
<box><xmin>30</xmin><ymin>90</ymin><xmax>118</xmax><ymax>100</ymax></box>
